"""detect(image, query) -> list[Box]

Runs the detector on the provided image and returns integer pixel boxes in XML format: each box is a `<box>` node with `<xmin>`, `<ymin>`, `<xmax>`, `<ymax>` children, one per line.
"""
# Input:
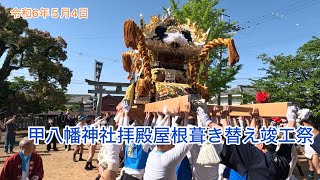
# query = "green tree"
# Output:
<box><xmin>0</xmin><ymin>76</ymin><xmax>67</xmax><ymax>115</ymax></box>
<box><xmin>170</xmin><ymin>0</ymin><xmax>242</xmax><ymax>95</ymax></box>
<box><xmin>68</xmin><ymin>104</ymin><xmax>80</xmax><ymax>111</ymax></box>
<box><xmin>252</xmin><ymin>36</ymin><xmax>320</xmax><ymax>117</ymax></box>
<box><xmin>0</xmin><ymin>4</ymin><xmax>72</xmax><ymax>115</ymax></box>
<box><xmin>238</xmin><ymin>91</ymin><xmax>255</xmax><ymax>104</ymax></box>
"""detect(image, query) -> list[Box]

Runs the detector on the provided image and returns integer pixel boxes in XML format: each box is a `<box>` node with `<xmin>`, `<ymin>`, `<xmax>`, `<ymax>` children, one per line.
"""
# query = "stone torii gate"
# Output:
<box><xmin>85</xmin><ymin>79</ymin><xmax>130</xmax><ymax>117</ymax></box>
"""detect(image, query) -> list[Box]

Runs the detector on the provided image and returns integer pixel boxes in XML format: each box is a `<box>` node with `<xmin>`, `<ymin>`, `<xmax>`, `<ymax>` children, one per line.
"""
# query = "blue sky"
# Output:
<box><xmin>1</xmin><ymin>0</ymin><xmax>319</xmax><ymax>94</ymax></box>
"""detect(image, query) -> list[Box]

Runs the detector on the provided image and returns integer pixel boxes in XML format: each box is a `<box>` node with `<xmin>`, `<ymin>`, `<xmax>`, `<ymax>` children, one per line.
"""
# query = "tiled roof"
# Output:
<box><xmin>66</xmin><ymin>94</ymin><xmax>93</xmax><ymax>105</ymax></box>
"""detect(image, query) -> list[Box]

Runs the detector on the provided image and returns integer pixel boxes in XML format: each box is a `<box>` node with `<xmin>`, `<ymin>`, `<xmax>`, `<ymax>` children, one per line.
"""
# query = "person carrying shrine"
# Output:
<box><xmin>73</xmin><ymin>115</ymin><xmax>87</xmax><ymax>162</ymax></box>
<box><xmin>85</xmin><ymin>114</ymin><xmax>109</xmax><ymax>171</ymax></box>
<box><xmin>143</xmin><ymin>108</ymin><xmax>194</xmax><ymax>180</ymax></box>
<box><xmin>197</xmin><ymin>106</ymin><xmax>297</xmax><ymax>180</ymax></box>
<box><xmin>119</xmin><ymin>101</ymin><xmax>151</xmax><ymax>180</ymax></box>
<box><xmin>297</xmin><ymin>108</ymin><xmax>320</xmax><ymax>179</ymax></box>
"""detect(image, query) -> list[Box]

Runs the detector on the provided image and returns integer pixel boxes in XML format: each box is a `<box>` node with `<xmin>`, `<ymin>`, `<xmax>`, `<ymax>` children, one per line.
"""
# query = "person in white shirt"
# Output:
<box><xmin>85</xmin><ymin>114</ymin><xmax>110</xmax><ymax>170</ymax></box>
<box><xmin>98</xmin><ymin>143</ymin><xmax>122</xmax><ymax>180</ymax></box>
<box><xmin>98</xmin><ymin>101</ymin><xmax>128</xmax><ymax>180</ymax></box>
<box><xmin>73</xmin><ymin>115</ymin><xmax>87</xmax><ymax>162</ymax></box>
<box><xmin>144</xmin><ymin>141</ymin><xmax>194</xmax><ymax>180</ymax></box>
<box><xmin>144</xmin><ymin>107</ymin><xmax>194</xmax><ymax>180</ymax></box>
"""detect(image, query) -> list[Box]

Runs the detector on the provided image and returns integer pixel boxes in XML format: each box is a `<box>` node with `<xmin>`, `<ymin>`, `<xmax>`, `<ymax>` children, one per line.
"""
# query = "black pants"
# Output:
<box><xmin>47</xmin><ymin>136</ymin><xmax>57</xmax><ymax>151</ymax></box>
<box><xmin>65</xmin><ymin>144</ymin><xmax>71</xmax><ymax>149</ymax></box>
<box><xmin>120</xmin><ymin>172</ymin><xmax>140</xmax><ymax>180</ymax></box>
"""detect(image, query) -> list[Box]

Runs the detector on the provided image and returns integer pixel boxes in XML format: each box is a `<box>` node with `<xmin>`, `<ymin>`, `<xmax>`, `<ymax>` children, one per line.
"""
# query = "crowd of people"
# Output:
<box><xmin>95</xmin><ymin>101</ymin><xmax>320</xmax><ymax>180</ymax></box>
<box><xmin>0</xmin><ymin>100</ymin><xmax>320</xmax><ymax>180</ymax></box>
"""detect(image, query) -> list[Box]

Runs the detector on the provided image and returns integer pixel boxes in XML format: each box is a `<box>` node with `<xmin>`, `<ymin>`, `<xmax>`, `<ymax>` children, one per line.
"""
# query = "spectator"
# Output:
<box><xmin>0</xmin><ymin>118</ymin><xmax>5</xmax><ymax>142</ymax></box>
<box><xmin>45</xmin><ymin>119</ymin><xmax>58</xmax><ymax>152</ymax></box>
<box><xmin>0</xmin><ymin>137</ymin><xmax>44</xmax><ymax>180</ymax></box>
<box><xmin>64</xmin><ymin>114</ymin><xmax>76</xmax><ymax>151</ymax></box>
<box><xmin>57</xmin><ymin>112</ymin><xmax>66</xmax><ymax>129</ymax></box>
<box><xmin>4</xmin><ymin>115</ymin><xmax>17</xmax><ymax>154</ymax></box>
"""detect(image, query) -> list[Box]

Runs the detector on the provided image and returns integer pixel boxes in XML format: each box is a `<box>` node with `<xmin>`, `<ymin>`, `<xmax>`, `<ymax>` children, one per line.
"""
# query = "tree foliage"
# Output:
<box><xmin>0</xmin><ymin>4</ymin><xmax>72</xmax><ymax>115</ymax></box>
<box><xmin>252</xmin><ymin>36</ymin><xmax>320</xmax><ymax>116</ymax></box>
<box><xmin>0</xmin><ymin>77</ymin><xmax>67</xmax><ymax>115</ymax></box>
<box><xmin>169</xmin><ymin>0</ymin><xmax>242</xmax><ymax>95</ymax></box>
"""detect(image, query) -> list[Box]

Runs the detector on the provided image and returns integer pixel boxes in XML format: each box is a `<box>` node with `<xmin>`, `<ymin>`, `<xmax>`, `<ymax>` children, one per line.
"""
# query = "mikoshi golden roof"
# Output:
<box><xmin>142</xmin><ymin>15</ymin><xmax>209</xmax><ymax>56</ymax></box>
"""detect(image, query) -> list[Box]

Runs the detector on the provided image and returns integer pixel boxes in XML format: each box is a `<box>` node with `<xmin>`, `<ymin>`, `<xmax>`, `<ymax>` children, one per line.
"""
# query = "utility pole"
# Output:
<box><xmin>217</xmin><ymin>14</ymin><xmax>224</xmax><ymax>105</ymax></box>
<box><xmin>217</xmin><ymin>50</ymin><xmax>222</xmax><ymax>105</ymax></box>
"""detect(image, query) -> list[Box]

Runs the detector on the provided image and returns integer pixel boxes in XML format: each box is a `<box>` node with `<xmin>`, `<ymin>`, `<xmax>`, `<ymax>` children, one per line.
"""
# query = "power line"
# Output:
<box><xmin>235</xmin><ymin>77</ymin><xmax>264</xmax><ymax>80</ymax></box>
<box><xmin>242</xmin><ymin>0</ymin><xmax>316</xmax><ymax>27</ymax></box>
<box><xmin>69</xmin><ymin>36</ymin><xmax>122</xmax><ymax>40</ymax></box>
<box><xmin>238</xmin><ymin>33</ymin><xmax>316</xmax><ymax>49</ymax></box>
<box><xmin>240</xmin><ymin>0</ymin><xmax>320</xmax><ymax>30</ymax></box>
<box><xmin>282</xmin><ymin>1</ymin><xmax>320</xmax><ymax>16</ymax></box>
<box><xmin>68</xmin><ymin>49</ymin><xmax>121</xmax><ymax>63</ymax></box>
<box><xmin>243</xmin><ymin>0</ymin><xmax>313</xmax><ymax>25</ymax></box>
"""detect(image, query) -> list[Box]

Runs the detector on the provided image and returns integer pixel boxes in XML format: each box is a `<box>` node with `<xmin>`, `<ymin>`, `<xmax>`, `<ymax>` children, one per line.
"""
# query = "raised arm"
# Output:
<box><xmin>286</xmin><ymin>106</ymin><xmax>297</xmax><ymax>128</ymax></box>
<box><xmin>197</xmin><ymin>106</ymin><xmax>223</xmax><ymax>129</ymax></box>
<box><xmin>5</xmin><ymin>116</ymin><xmax>16</xmax><ymax>125</ymax></box>
<box><xmin>261</xmin><ymin>117</ymin><xmax>268</xmax><ymax>127</ymax></box>
<box><xmin>144</xmin><ymin>112</ymin><xmax>151</xmax><ymax>126</ymax></box>
<box><xmin>220</xmin><ymin>106</ymin><xmax>230</xmax><ymax>129</ymax></box>
<box><xmin>276</xmin><ymin>106</ymin><xmax>297</xmax><ymax>162</ymax></box>
<box><xmin>183</xmin><ymin>112</ymin><xmax>189</xmax><ymax>126</ymax></box>
<box><xmin>161</xmin><ymin>124</ymin><xmax>194</xmax><ymax>167</ymax></box>
<box><xmin>161</xmin><ymin>141</ymin><xmax>193</xmax><ymax>167</ymax></box>
<box><xmin>122</xmin><ymin>100</ymin><xmax>131</xmax><ymax>127</ymax></box>
<box><xmin>248</xmin><ymin>108</ymin><xmax>259</xmax><ymax>128</ymax></box>
<box><xmin>114</xmin><ymin>110</ymin><xmax>124</xmax><ymax>127</ymax></box>
<box><xmin>151</xmin><ymin>113</ymin><xmax>157</xmax><ymax>128</ymax></box>
<box><xmin>155</xmin><ymin>113</ymin><xmax>163</xmax><ymax>126</ymax></box>
<box><xmin>171</xmin><ymin>115</ymin><xmax>180</xmax><ymax>127</ymax></box>
<box><xmin>157</xmin><ymin>106</ymin><xmax>170</xmax><ymax>127</ymax></box>
<box><xmin>93</xmin><ymin>116</ymin><xmax>108</xmax><ymax>128</ymax></box>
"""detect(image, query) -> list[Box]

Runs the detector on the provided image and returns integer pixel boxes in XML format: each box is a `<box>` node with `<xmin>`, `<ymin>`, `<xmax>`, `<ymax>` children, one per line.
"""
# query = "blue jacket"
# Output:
<box><xmin>124</xmin><ymin>144</ymin><xmax>149</xmax><ymax>170</ymax></box>
<box><xmin>176</xmin><ymin>156</ymin><xmax>192</xmax><ymax>180</ymax></box>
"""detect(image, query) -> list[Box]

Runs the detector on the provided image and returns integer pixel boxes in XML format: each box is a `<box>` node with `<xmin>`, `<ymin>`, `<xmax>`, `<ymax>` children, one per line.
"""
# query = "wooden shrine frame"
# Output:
<box><xmin>142</xmin><ymin>95</ymin><xmax>291</xmax><ymax>117</ymax></box>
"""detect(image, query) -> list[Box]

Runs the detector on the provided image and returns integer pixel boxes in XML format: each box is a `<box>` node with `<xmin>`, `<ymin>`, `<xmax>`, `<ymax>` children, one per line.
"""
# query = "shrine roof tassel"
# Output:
<box><xmin>122</xmin><ymin>52</ymin><xmax>132</xmax><ymax>72</ymax></box>
<box><xmin>226</xmin><ymin>38</ymin><xmax>240</xmax><ymax>66</ymax></box>
<box><xmin>124</xmin><ymin>19</ymin><xmax>139</xmax><ymax>50</ymax></box>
